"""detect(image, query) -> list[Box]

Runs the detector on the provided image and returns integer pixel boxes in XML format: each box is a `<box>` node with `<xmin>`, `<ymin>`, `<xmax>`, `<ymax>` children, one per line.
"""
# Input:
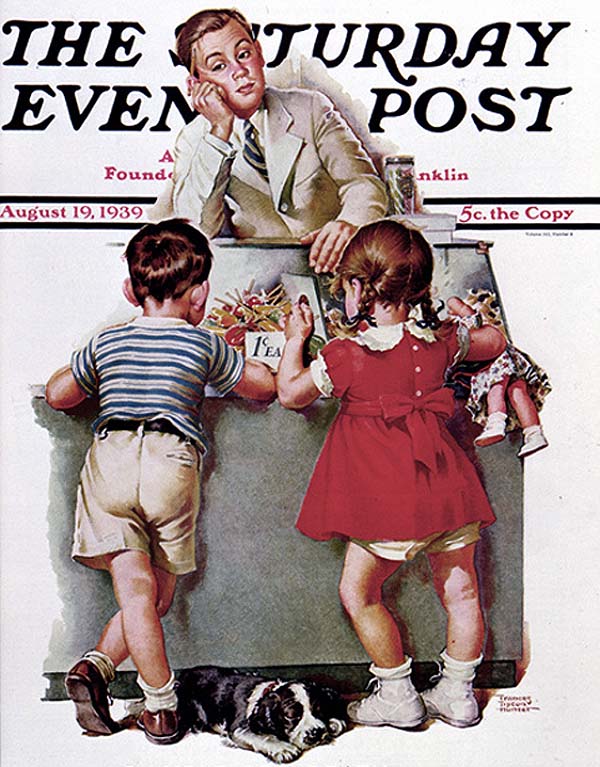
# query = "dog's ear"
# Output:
<box><xmin>248</xmin><ymin>692</ymin><xmax>285</xmax><ymax>737</ymax></box>
<box><xmin>305</xmin><ymin>682</ymin><xmax>348</xmax><ymax>725</ymax></box>
<box><xmin>248</xmin><ymin>694</ymin><xmax>276</xmax><ymax>735</ymax></box>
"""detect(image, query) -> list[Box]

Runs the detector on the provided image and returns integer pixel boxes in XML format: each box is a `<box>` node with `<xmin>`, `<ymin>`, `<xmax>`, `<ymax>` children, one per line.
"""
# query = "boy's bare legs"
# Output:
<box><xmin>96</xmin><ymin>563</ymin><xmax>177</xmax><ymax>670</ymax></box>
<box><xmin>105</xmin><ymin>550</ymin><xmax>175</xmax><ymax>688</ymax></box>
<box><xmin>65</xmin><ymin>552</ymin><xmax>176</xmax><ymax>735</ymax></box>
<box><xmin>103</xmin><ymin>550</ymin><xmax>182</xmax><ymax>744</ymax></box>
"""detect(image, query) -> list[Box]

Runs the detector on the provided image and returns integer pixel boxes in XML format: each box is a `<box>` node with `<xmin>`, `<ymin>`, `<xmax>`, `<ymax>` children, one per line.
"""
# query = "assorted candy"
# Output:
<box><xmin>203</xmin><ymin>282</ymin><xmax>292</xmax><ymax>351</ymax></box>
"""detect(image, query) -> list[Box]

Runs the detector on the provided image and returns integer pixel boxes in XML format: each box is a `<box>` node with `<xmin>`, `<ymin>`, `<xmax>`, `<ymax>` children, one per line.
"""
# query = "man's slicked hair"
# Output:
<box><xmin>174</xmin><ymin>8</ymin><xmax>254</xmax><ymax>73</ymax></box>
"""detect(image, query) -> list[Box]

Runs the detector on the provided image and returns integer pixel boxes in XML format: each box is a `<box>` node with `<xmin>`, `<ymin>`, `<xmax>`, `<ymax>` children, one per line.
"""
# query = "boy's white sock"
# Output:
<box><xmin>137</xmin><ymin>671</ymin><xmax>178</xmax><ymax>712</ymax></box>
<box><xmin>522</xmin><ymin>424</ymin><xmax>542</xmax><ymax>437</ymax></box>
<box><xmin>82</xmin><ymin>650</ymin><xmax>115</xmax><ymax>684</ymax></box>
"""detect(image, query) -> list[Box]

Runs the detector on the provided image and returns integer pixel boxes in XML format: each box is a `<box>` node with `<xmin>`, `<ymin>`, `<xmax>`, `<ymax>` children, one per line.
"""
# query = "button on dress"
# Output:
<box><xmin>297</xmin><ymin>324</ymin><xmax>496</xmax><ymax>542</ymax></box>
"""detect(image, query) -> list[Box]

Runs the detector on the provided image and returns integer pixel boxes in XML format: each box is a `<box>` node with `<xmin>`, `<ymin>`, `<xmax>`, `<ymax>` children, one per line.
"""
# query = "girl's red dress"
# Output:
<box><xmin>297</xmin><ymin>325</ymin><xmax>496</xmax><ymax>542</ymax></box>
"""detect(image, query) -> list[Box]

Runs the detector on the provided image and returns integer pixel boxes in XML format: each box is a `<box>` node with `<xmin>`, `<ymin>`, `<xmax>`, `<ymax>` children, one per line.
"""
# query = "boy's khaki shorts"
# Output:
<box><xmin>353</xmin><ymin>522</ymin><xmax>481</xmax><ymax>562</ymax></box>
<box><xmin>72</xmin><ymin>428</ymin><xmax>201</xmax><ymax>575</ymax></box>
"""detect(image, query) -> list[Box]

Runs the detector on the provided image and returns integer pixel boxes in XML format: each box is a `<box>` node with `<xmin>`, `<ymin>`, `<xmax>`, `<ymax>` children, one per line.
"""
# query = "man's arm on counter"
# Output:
<box><xmin>301</xmin><ymin>92</ymin><xmax>388</xmax><ymax>272</ymax></box>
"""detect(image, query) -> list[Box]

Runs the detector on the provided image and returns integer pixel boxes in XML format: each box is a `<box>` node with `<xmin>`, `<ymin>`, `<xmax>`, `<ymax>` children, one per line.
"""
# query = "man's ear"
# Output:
<box><xmin>122</xmin><ymin>278</ymin><xmax>140</xmax><ymax>307</ymax></box>
<box><xmin>186</xmin><ymin>74</ymin><xmax>199</xmax><ymax>96</ymax></box>
<box><xmin>190</xmin><ymin>280</ymin><xmax>210</xmax><ymax>312</ymax></box>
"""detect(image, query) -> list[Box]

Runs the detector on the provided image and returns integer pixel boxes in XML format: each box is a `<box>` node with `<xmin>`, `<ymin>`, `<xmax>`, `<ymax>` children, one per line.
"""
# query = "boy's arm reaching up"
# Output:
<box><xmin>277</xmin><ymin>300</ymin><xmax>321</xmax><ymax>410</ymax></box>
<box><xmin>45</xmin><ymin>365</ymin><xmax>88</xmax><ymax>410</ymax></box>
<box><xmin>232</xmin><ymin>360</ymin><xmax>276</xmax><ymax>401</ymax></box>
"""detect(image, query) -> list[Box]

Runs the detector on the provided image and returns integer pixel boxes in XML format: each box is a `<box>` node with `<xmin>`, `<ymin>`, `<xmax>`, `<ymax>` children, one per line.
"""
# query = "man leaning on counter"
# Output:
<box><xmin>150</xmin><ymin>8</ymin><xmax>388</xmax><ymax>273</ymax></box>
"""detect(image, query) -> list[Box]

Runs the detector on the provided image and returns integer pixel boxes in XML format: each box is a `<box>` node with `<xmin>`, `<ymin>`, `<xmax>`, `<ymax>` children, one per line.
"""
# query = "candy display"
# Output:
<box><xmin>202</xmin><ymin>282</ymin><xmax>292</xmax><ymax>351</ymax></box>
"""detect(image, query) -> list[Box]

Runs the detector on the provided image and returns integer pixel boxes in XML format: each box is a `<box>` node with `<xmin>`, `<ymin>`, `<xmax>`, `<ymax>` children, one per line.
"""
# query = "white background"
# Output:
<box><xmin>1</xmin><ymin>1</ymin><xmax>599</xmax><ymax>765</ymax></box>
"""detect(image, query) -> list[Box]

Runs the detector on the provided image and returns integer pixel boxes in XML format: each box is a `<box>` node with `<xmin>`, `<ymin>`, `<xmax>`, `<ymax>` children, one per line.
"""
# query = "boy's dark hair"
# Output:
<box><xmin>126</xmin><ymin>218</ymin><xmax>213</xmax><ymax>304</ymax></box>
<box><xmin>175</xmin><ymin>8</ymin><xmax>254</xmax><ymax>74</ymax></box>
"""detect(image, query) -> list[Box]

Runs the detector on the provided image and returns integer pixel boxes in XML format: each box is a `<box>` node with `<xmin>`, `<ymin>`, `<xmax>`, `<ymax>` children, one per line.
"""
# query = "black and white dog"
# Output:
<box><xmin>176</xmin><ymin>667</ymin><xmax>348</xmax><ymax>763</ymax></box>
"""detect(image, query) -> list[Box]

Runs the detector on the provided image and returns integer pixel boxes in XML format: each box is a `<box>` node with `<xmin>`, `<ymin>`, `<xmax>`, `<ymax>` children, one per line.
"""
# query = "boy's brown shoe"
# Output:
<box><xmin>64</xmin><ymin>659</ymin><xmax>121</xmax><ymax>735</ymax></box>
<box><xmin>137</xmin><ymin>708</ymin><xmax>184</xmax><ymax>745</ymax></box>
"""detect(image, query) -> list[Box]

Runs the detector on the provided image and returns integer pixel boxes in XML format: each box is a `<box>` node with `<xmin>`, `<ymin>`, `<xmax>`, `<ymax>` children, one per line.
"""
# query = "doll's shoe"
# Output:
<box><xmin>474</xmin><ymin>413</ymin><xmax>507</xmax><ymax>447</ymax></box>
<box><xmin>518</xmin><ymin>426</ymin><xmax>548</xmax><ymax>457</ymax></box>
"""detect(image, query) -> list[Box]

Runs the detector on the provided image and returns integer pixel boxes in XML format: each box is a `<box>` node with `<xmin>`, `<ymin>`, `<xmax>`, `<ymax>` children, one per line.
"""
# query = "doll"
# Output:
<box><xmin>448</xmin><ymin>291</ymin><xmax>551</xmax><ymax>457</ymax></box>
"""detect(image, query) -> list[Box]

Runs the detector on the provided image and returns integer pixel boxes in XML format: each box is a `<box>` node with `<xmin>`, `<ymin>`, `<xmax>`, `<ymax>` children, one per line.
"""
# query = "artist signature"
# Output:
<box><xmin>497</xmin><ymin>694</ymin><xmax>541</xmax><ymax>713</ymax></box>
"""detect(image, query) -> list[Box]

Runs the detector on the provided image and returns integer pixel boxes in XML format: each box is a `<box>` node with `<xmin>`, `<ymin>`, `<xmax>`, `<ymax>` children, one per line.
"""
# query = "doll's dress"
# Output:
<box><xmin>296</xmin><ymin>321</ymin><xmax>495</xmax><ymax>543</ymax></box>
<box><xmin>466</xmin><ymin>345</ymin><xmax>552</xmax><ymax>431</ymax></box>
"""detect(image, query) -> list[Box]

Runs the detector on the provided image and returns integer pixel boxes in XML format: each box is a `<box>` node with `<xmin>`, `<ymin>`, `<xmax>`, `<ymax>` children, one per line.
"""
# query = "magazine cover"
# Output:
<box><xmin>1</xmin><ymin>0</ymin><xmax>598</xmax><ymax>765</ymax></box>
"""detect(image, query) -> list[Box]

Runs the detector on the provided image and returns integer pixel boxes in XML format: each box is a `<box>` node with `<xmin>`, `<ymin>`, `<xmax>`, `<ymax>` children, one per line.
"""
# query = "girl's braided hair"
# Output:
<box><xmin>330</xmin><ymin>219</ymin><xmax>442</xmax><ymax>332</ymax></box>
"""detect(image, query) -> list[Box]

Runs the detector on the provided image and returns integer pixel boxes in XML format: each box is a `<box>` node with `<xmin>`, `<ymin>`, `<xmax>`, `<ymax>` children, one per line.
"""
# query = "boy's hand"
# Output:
<box><xmin>447</xmin><ymin>296</ymin><xmax>476</xmax><ymax>318</ymax></box>
<box><xmin>283</xmin><ymin>298</ymin><xmax>314</xmax><ymax>342</ymax></box>
<box><xmin>187</xmin><ymin>78</ymin><xmax>235</xmax><ymax>142</ymax></box>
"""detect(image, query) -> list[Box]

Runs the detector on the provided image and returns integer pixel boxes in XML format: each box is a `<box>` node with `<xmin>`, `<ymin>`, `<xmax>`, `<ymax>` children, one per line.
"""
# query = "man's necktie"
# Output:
<box><xmin>243</xmin><ymin>120</ymin><xmax>269</xmax><ymax>180</ymax></box>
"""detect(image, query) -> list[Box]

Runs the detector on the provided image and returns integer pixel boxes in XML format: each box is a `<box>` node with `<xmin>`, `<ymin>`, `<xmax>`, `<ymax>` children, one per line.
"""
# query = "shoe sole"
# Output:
<box><xmin>518</xmin><ymin>442</ymin><xmax>548</xmax><ymax>458</ymax></box>
<box><xmin>348</xmin><ymin>714</ymin><xmax>428</xmax><ymax>729</ymax></box>
<box><xmin>64</xmin><ymin>676</ymin><xmax>120</xmax><ymax>735</ymax></box>
<box><xmin>474</xmin><ymin>433</ymin><xmax>505</xmax><ymax>447</ymax></box>
<box><xmin>426</xmin><ymin>709</ymin><xmax>481</xmax><ymax>728</ymax></box>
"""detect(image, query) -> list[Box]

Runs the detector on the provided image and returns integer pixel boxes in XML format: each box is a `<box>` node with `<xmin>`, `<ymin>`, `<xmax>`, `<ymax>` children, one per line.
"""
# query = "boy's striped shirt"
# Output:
<box><xmin>71</xmin><ymin>316</ymin><xmax>244</xmax><ymax>452</ymax></box>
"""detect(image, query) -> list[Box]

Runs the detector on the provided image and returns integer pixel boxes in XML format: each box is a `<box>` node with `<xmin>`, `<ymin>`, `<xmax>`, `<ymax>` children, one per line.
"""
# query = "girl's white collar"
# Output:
<box><xmin>352</xmin><ymin>308</ymin><xmax>436</xmax><ymax>351</ymax></box>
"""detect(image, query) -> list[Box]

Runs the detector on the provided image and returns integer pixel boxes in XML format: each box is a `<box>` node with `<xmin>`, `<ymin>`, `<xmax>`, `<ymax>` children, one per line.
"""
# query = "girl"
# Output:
<box><xmin>277</xmin><ymin>220</ymin><xmax>506</xmax><ymax>729</ymax></box>
<box><xmin>447</xmin><ymin>295</ymin><xmax>551</xmax><ymax>457</ymax></box>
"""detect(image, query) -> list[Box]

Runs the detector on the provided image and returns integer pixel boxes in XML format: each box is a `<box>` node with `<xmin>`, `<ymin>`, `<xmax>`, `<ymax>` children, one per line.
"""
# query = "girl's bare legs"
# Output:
<box><xmin>339</xmin><ymin>542</ymin><xmax>405</xmax><ymax>667</ymax></box>
<box><xmin>427</xmin><ymin>543</ymin><xmax>484</xmax><ymax>660</ymax></box>
<box><xmin>422</xmin><ymin>543</ymin><xmax>484</xmax><ymax>727</ymax></box>
<box><xmin>340</xmin><ymin>542</ymin><xmax>427</xmax><ymax>727</ymax></box>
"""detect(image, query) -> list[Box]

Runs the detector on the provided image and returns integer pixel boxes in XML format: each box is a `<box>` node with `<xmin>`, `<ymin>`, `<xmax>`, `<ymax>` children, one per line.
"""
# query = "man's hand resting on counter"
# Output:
<box><xmin>301</xmin><ymin>220</ymin><xmax>357</xmax><ymax>274</ymax></box>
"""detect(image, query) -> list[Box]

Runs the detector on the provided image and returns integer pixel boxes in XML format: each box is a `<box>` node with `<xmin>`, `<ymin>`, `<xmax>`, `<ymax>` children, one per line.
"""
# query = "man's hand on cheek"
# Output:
<box><xmin>187</xmin><ymin>78</ymin><xmax>235</xmax><ymax>142</ymax></box>
<box><xmin>301</xmin><ymin>221</ymin><xmax>357</xmax><ymax>274</ymax></box>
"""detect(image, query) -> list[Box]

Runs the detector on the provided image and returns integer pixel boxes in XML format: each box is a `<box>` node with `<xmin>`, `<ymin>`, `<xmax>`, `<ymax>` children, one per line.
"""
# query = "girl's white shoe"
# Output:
<box><xmin>474</xmin><ymin>412</ymin><xmax>507</xmax><ymax>447</ymax></box>
<box><xmin>421</xmin><ymin>650</ymin><xmax>482</xmax><ymax>728</ymax></box>
<box><xmin>347</xmin><ymin>659</ymin><xmax>427</xmax><ymax>729</ymax></box>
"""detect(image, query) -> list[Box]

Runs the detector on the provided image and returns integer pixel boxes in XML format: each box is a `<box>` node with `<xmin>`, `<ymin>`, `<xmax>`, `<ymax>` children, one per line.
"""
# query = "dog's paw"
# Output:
<box><xmin>266</xmin><ymin>743</ymin><xmax>302</xmax><ymax>764</ymax></box>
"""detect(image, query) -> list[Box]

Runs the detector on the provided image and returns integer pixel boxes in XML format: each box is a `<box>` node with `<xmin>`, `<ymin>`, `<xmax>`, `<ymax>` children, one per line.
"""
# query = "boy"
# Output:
<box><xmin>150</xmin><ymin>8</ymin><xmax>387</xmax><ymax>273</ymax></box>
<box><xmin>45</xmin><ymin>218</ymin><xmax>275</xmax><ymax>745</ymax></box>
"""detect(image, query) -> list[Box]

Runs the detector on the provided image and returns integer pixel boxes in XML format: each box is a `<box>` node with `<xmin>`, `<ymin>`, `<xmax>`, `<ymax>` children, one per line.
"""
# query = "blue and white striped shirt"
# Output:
<box><xmin>71</xmin><ymin>316</ymin><xmax>244</xmax><ymax>452</ymax></box>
